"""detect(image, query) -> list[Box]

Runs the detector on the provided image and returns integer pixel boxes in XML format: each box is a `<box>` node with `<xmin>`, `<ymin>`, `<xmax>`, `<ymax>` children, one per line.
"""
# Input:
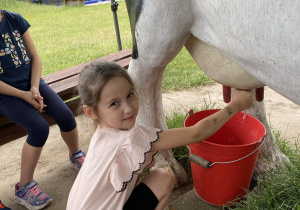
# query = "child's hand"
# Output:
<box><xmin>22</xmin><ymin>91</ymin><xmax>41</xmax><ymax>111</ymax></box>
<box><xmin>30</xmin><ymin>87</ymin><xmax>47</xmax><ymax>113</ymax></box>
<box><xmin>21</xmin><ymin>89</ymin><xmax>46</xmax><ymax>113</ymax></box>
<box><xmin>230</xmin><ymin>89</ymin><xmax>254</xmax><ymax>111</ymax></box>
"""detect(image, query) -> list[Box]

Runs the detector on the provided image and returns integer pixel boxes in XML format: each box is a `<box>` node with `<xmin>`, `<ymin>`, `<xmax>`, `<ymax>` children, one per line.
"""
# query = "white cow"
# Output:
<box><xmin>125</xmin><ymin>0</ymin><xmax>300</xmax><ymax>185</ymax></box>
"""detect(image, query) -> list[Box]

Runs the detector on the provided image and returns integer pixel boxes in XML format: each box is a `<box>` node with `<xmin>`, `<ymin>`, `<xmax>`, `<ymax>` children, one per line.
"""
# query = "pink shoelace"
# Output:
<box><xmin>75</xmin><ymin>156</ymin><xmax>85</xmax><ymax>165</ymax></box>
<box><xmin>28</xmin><ymin>185</ymin><xmax>41</xmax><ymax>197</ymax></box>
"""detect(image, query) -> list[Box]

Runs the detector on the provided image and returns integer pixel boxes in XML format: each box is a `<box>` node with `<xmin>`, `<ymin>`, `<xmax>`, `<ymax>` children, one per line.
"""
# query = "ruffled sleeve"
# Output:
<box><xmin>110</xmin><ymin>126</ymin><xmax>162</xmax><ymax>192</ymax></box>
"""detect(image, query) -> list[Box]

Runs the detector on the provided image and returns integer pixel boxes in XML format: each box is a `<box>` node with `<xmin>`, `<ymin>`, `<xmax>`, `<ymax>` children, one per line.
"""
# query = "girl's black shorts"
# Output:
<box><xmin>123</xmin><ymin>183</ymin><xmax>159</xmax><ymax>210</ymax></box>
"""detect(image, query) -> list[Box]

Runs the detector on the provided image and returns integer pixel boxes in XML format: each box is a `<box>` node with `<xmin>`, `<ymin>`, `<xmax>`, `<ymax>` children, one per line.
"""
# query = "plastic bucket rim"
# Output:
<box><xmin>184</xmin><ymin>109</ymin><xmax>266</xmax><ymax>148</ymax></box>
<box><xmin>193</xmin><ymin>137</ymin><xmax>264</xmax><ymax>148</ymax></box>
<box><xmin>187</xmin><ymin>139</ymin><xmax>263</xmax><ymax>158</ymax></box>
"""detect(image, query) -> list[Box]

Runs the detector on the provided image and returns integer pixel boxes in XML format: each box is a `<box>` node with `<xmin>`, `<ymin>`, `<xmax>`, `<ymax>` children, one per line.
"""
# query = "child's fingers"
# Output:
<box><xmin>232</xmin><ymin>89</ymin><xmax>254</xmax><ymax>110</ymax></box>
<box><xmin>34</xmin><ymin>95</ymin><xmax>43</xmax><ymax>100</ymax></box>
<box><xmin>35</xmin><ymin>98</ymin><xmax>45</xmax><ymax>113</ymax></box>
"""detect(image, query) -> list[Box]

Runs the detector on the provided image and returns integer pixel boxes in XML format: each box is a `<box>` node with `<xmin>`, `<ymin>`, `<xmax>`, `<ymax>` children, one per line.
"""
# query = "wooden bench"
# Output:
<box><xmin>0</xmin><ymin>49</ymin><xmax>132</xmax><ymax>146</ymax></box>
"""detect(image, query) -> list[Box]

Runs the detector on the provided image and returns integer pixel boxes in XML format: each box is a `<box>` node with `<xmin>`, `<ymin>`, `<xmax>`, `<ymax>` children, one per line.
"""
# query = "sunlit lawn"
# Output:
<box><xmin>1</xmin><ymin>0</ymin><xmax>212</xmax><ymax>91</ymax></box>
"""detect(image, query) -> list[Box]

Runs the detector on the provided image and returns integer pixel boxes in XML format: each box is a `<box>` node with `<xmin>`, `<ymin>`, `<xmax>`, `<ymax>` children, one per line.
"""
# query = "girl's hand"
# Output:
<box><xmin>21</xmin><ymin>88</ymin><xmax>46</xmax><ymax>113</ymax></box>
<box><xmin>30</xmin><ymin>87</ymin><xmax>47</xmax><ymax>113</ymax></box>
<box><xmin>230</xmin><ymin>89</ymin><xmax>254</xmax><ymax>111</ymax></box>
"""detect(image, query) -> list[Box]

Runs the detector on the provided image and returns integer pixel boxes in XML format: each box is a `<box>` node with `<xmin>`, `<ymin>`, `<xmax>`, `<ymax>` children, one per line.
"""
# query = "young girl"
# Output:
<box><xmin>0</xmin><ymin>10</ymin><xmax>85</xmax><ymax>209</ymax></box>
<box><xmin>67</xmin><ymin>60</ymin><xmax>253</xmax><ymax>210</ymax></box>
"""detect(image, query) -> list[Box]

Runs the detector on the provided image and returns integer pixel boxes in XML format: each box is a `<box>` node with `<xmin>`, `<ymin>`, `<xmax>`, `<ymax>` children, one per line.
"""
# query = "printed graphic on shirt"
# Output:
<box><xmin>0</xmin><ymin>29</ymin><xmax>29</xmax><ymax>74</ymax></box>
<box><xmin>1</xmin><ymin>33</ymin><xmax>21</xmax><ymax>67</ymax></box>
<box><xmin>13</xmin><ymin>30</ymin><xmax>29</xmax><ymax>63</ymax></box>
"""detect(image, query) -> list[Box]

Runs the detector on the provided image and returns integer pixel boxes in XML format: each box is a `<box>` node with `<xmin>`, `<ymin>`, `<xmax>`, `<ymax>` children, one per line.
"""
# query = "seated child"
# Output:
<box><xmin>0</xmin><ymin>9</ymin><xmax>85</xmax><ymax>209</ymax></box>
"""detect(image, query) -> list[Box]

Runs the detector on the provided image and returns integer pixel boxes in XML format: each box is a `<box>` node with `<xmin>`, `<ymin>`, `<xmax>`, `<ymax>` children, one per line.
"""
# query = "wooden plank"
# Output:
<box><xmin>46</xmin><ymin>53</ymin><xmax>132</xmax><ymax>101</ymax></box>
<box><xmin>116</xmin><ymin>57</ymin><xmax>132</xmax><ymax>69</ymax></box>
<box><xmin>65</xmin><ymin>98</ymin><xmax>82</xmax><ymax>115</ymax></box>
<box><xmin>0</xmin><ymin>123</ymin><xmax>27</xmax><ymax>146</ymax></box>
<box><xmin>43</xmin><ymin>49</ymin><xmax>132</xmax><ymax>85</ymax></box>
<box><xmin>0</xmin><ymin>115</ymin><xmax>11</xmax><ymax>127</ymax></box>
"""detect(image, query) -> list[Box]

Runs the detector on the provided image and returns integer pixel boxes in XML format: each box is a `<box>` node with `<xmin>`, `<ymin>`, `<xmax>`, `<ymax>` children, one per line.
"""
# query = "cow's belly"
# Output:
<box><xmin>185</xmin><ymin>35</ymin><xmax>264</xmax><ymax>89</ymax></box>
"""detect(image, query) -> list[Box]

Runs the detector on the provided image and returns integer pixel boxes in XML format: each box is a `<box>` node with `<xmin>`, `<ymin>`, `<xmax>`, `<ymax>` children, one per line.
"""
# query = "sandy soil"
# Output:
<box><xmin>0</xmin><ymin>83</ymin><xmax>299</xmax><ymax>210</ymax></box>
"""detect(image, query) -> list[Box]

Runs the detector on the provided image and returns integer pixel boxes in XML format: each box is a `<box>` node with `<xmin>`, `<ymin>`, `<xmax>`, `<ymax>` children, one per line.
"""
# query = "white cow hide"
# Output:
<box><xmin>127</xmin><ymin>0</ymin><xmax>299</xmax><ymax>185</ymax></box>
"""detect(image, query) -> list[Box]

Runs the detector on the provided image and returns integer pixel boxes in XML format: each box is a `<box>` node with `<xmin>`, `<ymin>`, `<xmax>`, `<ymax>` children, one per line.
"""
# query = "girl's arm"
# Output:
<box><xmin>22</xmin><ymin>30</ymin><xmax>45</xmax><ymax>113</ymax></box>
<box><xmin>0</xmin><ymin>80</ymin><xmax>42</xmax><ymax>110</ymax></box>
<box><xmin>22</xmin><ymin>30</ymin><xmax>42</xmax><ymax>91</ymax></box>
<box><xmin>151</xmin><ymin>89</ymin><xmax>253</xmax><ymax>152</ymax></box>
<box><xmin>0</xmin><ymin>80</ymin><xmax>26</xmax><ymax>98</ymax></box>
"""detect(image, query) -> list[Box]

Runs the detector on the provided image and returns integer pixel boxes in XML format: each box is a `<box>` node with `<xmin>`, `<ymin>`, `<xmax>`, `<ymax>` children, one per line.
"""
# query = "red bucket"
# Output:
<box><xmin>184</xmin><ymin>109</ymin><xmax>266</xmax><ymax>206</ymax></box>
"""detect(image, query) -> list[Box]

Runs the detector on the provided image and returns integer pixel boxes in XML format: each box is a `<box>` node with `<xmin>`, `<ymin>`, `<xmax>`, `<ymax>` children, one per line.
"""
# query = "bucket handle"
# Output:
<box><xmin>190</xmin><ymin>154</ymin><xmax>212</xmax><ymax>169</ymax></box>
<box><xmin>189</xmin><ymin>137</ymin><xmax>265</xmax><ymax>169</ymax></box>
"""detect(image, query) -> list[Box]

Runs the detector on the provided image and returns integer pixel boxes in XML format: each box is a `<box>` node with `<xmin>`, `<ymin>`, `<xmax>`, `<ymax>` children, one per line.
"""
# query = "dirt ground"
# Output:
<box><xmin>0</xmin><ymin>83</ymin><xmax>299</xmax><ymax>210</ymax></box>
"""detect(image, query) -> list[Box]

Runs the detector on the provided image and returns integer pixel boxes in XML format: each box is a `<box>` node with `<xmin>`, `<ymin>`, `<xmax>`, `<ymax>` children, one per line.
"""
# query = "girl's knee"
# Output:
<box><xmin>55</xmin><ymin>109</ymin><xmax>76</xmax><ymax>132</ymax></box>
<box><xmin>27</xmin><ymin>119</ymin><xmax>49</xmax><ymax>147</ymax></box>
<box><xmin>142</xmin><ymin>168</ymin><xmax>174</xmax><ymax>202</ymax></box>
<box><xmin>153</xmin><ymin>168</ymin><xmax>175</xmax><ymax>189</ymax></box>
<box><xmin>48</xmin><ymin>106</ymin><xmax>76</xmax><ymax>132</ymax></box>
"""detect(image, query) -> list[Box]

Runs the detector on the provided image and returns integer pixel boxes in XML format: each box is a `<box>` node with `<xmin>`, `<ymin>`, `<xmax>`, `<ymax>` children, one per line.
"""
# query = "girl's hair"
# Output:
<box><xmin>78</xmin><ymin>60</ymin><xmax>136</xmax><ymax>115</ymax></box>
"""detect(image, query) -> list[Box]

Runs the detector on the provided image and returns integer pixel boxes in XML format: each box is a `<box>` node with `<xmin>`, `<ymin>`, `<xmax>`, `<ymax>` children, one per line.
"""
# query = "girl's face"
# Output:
<box><xmin>96</xmin><ymin>76</ymin><xmax>139</xmax><ymax>130</ymax></box>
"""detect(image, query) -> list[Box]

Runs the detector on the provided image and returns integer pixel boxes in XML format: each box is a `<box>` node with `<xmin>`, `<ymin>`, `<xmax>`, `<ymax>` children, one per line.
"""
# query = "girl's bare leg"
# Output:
<box><xmin>19</xmin><ymin>142</ymin><xmax>42</xmax><ymax>186</ymax></box>
<box><xmin>142</xmin><ymin>168</ymin><xmax>174</xmax><ymax>210</ymax></box>
<box><xmin>19</xmin><ymin>127</ymin><xmax>80</xmax><ymax>186</ymax></box>
<box><xmin>60</xmin><ymin>127</ymin><xmax>79</xmax><ymax>156</ymax></box>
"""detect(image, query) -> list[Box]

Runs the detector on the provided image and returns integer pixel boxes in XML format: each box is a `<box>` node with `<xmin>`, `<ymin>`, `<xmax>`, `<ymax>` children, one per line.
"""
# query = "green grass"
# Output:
<box><xmin>1</xmin><ymin>0</ymin><xmax>212</xmax><ymax>91</ymax></box>
<box><xmin>227</xmin><ymin>131</ymin><xmax>300</xmax><ymax>209</ymax></box>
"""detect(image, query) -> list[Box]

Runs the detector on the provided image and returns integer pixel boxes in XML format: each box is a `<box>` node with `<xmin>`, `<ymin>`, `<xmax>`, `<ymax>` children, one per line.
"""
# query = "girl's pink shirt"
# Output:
<box><xmin>67</xmin><ymin>125</ymin><xmax>161</xmax><ymax>210</ymax></box>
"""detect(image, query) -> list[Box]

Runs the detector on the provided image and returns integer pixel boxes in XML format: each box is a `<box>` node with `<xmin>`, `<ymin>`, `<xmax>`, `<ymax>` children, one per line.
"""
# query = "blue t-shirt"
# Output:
<box><xmin>0</xmin><ymin>10</ymin><xmax>45</xmax><ymax>104</ymax></box>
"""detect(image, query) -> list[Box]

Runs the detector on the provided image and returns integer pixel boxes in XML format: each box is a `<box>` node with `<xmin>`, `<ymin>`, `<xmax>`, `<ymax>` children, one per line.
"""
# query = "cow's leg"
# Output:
<box><xmin>129</xmin><ymin>58</ymin><xmax>190</xmax><ymax>187</ymax></box>
<box><xmin>128</xmin><ymin>0</ymin><xmax>193</xmax><ymax>186</ymax></box>
<box><xmin>244</xmin><ymin>94</ymin><xmax>290</xmax><ymax>176</ymax></box>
